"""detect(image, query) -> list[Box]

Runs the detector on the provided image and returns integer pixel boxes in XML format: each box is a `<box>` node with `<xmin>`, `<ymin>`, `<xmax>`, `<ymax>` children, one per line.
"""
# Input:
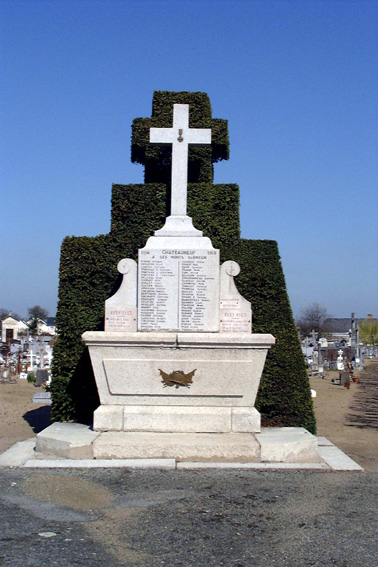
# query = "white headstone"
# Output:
<box><xmin>337</xmin><ymin>349</ymin><xmax>344</xmax><ymax>371</ymax></box>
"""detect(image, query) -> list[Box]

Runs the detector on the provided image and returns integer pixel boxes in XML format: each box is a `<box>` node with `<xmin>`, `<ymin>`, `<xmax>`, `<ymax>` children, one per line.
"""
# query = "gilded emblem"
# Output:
<box><xmin>159</xmin><ymin>369</ymin><xmax>196</xmax><ymax>388</ymax></box>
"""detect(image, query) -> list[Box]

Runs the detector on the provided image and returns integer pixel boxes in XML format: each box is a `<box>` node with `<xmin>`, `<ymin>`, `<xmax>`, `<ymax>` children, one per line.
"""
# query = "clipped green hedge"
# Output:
<box><xmin>231</xmin><ymin>240</ymin><xmax>316</xmax><ymax>432</ymax></box>
<box><xmin>132</xmin><ymin>91</ymin><xmax>229</xmax><ymax>185</ymax></box>
<box><xmin>51</xmin><ymin>90</ymin><xmax>315</xmax><ymax>433</ymax></box>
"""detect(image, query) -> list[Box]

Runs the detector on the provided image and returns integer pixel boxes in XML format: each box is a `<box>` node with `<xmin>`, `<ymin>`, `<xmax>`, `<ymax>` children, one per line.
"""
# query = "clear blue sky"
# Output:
<box><xmin>1</xmin><ymin>0</ymin><xmax>377</xmax><ymax>321</ymax></box>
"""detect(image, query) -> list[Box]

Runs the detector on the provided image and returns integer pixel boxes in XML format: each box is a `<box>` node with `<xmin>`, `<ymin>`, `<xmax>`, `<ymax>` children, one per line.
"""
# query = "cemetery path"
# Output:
<box><xmin>0</xmin><ymin>467</ymin><xmax>376</xmax><ymax>567</ymax></box>
<box><xmin>312</xmin><ymin>358</ymin><xmax>378</xmax><ymax>472</ymax></box>
<box><xmin>346</xmin><ymin>359</ymin><xmax>378</xmax><ymax>429</ymax></box>
<box><xmin>0</xmin><ymin>379</ymin><xmax>51</xmax><ymax>453</ymax></box>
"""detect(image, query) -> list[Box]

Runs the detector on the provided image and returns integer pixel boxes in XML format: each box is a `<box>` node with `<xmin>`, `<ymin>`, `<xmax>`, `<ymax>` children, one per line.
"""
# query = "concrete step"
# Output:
<box><xmin>36</xmin><ymin>423</ymin><xmax>100</xmax><ymax>459</ymax></box>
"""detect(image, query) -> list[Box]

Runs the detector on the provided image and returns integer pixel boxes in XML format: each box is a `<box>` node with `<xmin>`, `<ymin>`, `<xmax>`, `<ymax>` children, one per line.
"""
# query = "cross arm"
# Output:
<box><xmin>149</xmin><ymin>127</ymin><xmax>175</xmax><ymax>145</ymax></box>
<box><xmin>131</xmin><ymin>117</ymin><xmax>228</xmax><ymax>165</ymax></box>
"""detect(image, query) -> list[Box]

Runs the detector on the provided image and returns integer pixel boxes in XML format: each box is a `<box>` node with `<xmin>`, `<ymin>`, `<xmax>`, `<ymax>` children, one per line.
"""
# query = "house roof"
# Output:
<box><xmin>2</xmin><ymin>316</ymin><xmax>19</xmax><ymax>325</ymax></box>
<box><xmin>324</xmin><ymin>317</ymin><xmax>376</xmax><ymax>333</ymax></box>
<box><xmin>1</xmin><ymin>316</ymin><xmax>28</xmax><ymax>328</ymax></box>
<box><xmin>324</xmin><ymin>318</ymin><xmax>354</xmax><ymax>333</ymax></box>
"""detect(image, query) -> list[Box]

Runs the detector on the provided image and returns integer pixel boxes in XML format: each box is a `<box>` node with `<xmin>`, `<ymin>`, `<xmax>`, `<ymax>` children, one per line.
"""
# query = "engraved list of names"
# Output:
<box><xmin>138</xmin><ymin>248</ymin><xmax>219</xmax><ymax>331</ymax></box>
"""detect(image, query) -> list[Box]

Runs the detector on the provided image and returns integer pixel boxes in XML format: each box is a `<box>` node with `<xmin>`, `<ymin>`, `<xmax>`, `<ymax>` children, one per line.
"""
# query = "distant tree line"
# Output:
<box><xmin>359</xmin><ymin>319</ymin><xmax>378</xmax><ymax>345</ymax></box>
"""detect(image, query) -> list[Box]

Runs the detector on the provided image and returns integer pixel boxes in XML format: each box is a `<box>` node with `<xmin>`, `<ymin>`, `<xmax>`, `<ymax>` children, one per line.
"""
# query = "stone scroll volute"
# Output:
<box><xmin>219</xmin><ymin>261</ymin><xmax>252</xmax><ymax>333</ymax></box>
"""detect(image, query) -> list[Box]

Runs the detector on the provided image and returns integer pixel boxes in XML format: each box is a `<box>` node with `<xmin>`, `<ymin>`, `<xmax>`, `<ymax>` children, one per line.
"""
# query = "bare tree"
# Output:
<box><xmin>28</xmin><ymin>305</ymin><xmax>49</xmax><ymax>337</ymax></box>
<box><xmin>297</xmin><ymin>302</ymin><xmax>328</xmax><ymax>337</ymax></box>
<box><xmin>28</xmin><ymin>305</ymin><xmax>49</xmax><ymax>321</ymax></box>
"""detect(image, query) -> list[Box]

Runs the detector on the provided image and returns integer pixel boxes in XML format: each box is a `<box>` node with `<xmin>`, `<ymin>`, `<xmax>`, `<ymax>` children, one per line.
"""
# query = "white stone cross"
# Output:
<box><xmin>150</xmin><ymin>104</ymin><xmax>211</xmax><ymax>217</ymax></box>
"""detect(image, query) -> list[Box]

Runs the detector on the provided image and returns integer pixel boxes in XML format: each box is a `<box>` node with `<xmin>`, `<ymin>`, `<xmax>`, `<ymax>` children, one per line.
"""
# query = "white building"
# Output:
<box><xmin>27</xmin><ymin>317</ymin><xmax>56</xmax><ymax>336</ymax></box>
<box><xmin>1</xmin><ymin>316</ymin><xmax>29</xmax><ymax>343</ymax></box>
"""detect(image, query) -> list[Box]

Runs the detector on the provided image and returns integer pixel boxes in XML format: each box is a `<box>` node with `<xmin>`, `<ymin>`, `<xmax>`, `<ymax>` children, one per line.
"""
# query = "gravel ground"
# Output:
<box><xmin>312</xmin><ymin>360</ymin><xmax>378</xmax><ymax>471</ymax></box>
<box><xmin>0</xmin><ymin>467</ymin><xmax>376</xmax><ymax>567</ymax></box>
<box><xmin>1</xmin><ymin>362</ymin><xmax>377</xmax><ymax>565</ymax></box>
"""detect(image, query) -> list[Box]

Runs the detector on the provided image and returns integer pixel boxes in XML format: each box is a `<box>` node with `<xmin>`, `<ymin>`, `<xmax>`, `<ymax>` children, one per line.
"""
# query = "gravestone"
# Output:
<box><xmin>33</xmin><ymin>391</ymin><xmax>52</xmax><ymax>404</ymax></box>
<box><xmin>35</xmin><ymin>368</ymin><xmax>49</xmax><ymax>388</ymax></box>
<box><xmin>0</xmin><ymin>367</ymin><xmax>16</xmax><ymax>383</ymax></box>
<box><xmin>83</xmin><ymin>102</ymin><xmax>275</xmax><ymax>461</ymax></box>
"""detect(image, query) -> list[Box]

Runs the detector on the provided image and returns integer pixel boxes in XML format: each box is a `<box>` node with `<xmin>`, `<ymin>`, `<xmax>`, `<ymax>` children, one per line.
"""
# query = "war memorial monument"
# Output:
<box><xmin>37</xmin><ymin>92</ymin><xmax>322</xmax><ymax>464</ymax></box>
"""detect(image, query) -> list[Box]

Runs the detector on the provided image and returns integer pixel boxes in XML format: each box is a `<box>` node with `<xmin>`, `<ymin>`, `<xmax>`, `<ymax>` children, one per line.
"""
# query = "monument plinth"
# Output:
<box><xmin>83</xmin><ymin>331</ymin><xmax>274</xmax><ymax>437</ymax></box>
<box><xmin>82</xmin><ymin>102</ymin><xmax>275</xmax><ymax>461</ymax></box>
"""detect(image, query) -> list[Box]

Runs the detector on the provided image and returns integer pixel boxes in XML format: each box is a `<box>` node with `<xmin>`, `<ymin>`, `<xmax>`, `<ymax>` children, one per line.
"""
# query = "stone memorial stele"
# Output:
<box><xmin>82</xmin><ymin>103</ymin><xmax>276</xmax><ymax>461</ymax></box>
<box><xmin>105</xmin><ymin>259</ymin><xmax>137</xmax><ymax>332</ymax></box>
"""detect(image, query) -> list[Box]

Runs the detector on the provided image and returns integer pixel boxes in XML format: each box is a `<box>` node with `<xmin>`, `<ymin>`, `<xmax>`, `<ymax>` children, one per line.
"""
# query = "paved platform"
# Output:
<box><xmin>0</xmin><ymin>425</ymin><xmax>364</xmax><ymax>471</ymax></box>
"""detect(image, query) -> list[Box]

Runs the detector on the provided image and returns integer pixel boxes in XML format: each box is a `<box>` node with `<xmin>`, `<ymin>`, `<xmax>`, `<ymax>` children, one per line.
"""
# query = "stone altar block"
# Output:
<box><xmin>83</xmin><ymin>331</ymin><xmax>275</xmax><ymax>436</ymax></box>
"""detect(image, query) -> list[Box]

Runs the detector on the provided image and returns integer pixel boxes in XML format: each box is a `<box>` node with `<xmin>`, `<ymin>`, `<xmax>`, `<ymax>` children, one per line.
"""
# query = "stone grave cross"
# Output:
<box><xmin>150</xmin><ymin>104</ymin><xmax>211</xmax><ymax>217</ymax></box>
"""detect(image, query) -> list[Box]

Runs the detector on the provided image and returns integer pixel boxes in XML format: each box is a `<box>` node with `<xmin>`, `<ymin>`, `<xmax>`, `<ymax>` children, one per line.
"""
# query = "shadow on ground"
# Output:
<box><xmin>23</xmin><ymin>406</ymin><xmax>52</xmax><ymax>433</ymax></box>
<box><xmin>346</xmin><ymin>360</ymin><xmax>378</xmax><ymax>429</ymax></box>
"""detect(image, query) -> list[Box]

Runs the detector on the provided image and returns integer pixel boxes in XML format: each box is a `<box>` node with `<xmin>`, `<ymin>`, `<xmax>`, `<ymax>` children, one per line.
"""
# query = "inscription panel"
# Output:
<box><xmin>105</xmin><ymin>307</ymin><xmax>137</xmax><ymax>332</ymax></box>
<box><xmin>220</xmin><ymin>299</ymin><xmax>252</xmax><ymax>333</ymax></box>
<box><xmin>138</xmin><ymin>248</ymin><xmax>219</xmax><ymax>331</ymax></box>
